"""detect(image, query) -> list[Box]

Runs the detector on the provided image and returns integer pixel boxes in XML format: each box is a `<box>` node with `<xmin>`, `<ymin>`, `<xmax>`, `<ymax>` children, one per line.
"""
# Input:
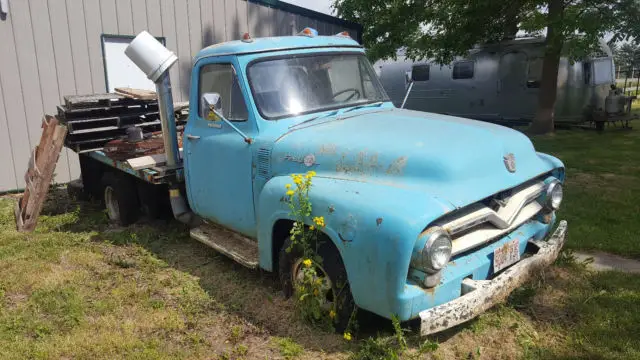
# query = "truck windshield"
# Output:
<box><xmin>247</xmin><ymin>53</ymin><xmax>389</xmax><ymax>119</ymax></box>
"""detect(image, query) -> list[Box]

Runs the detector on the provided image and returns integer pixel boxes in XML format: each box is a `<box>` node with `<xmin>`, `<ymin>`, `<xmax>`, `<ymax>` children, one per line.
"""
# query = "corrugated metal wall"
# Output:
<box><xmin>0</xmin><ymin>0</ymin><xmax>360</xmax><ymax>192</ymax></box>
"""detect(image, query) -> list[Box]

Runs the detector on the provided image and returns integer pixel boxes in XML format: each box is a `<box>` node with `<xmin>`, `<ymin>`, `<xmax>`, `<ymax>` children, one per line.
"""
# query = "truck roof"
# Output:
<box><xmin>195</xmin><ymin>34</ymin><xmax>362</xmax><ymax>60</ymax></box>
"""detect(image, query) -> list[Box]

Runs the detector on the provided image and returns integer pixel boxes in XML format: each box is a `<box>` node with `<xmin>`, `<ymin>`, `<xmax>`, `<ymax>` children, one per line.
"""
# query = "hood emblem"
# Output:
<box><xmin>503</xmin><ymin>153</ymin><xmax>516</xmax><ymax>173</ymax></box>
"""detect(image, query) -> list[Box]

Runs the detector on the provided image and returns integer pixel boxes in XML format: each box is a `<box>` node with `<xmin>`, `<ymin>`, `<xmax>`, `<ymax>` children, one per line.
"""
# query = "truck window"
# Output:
<box><xmin>452</xmin><ymin>61</ymin><xmax>474</xmax><ymax>79</ymax></box>
<box><xmin>247</xmin><ymin>53</ymin><xmax>388</xmax><ymax>119</ymax></box>
<box><xmin>199</xmin><ymin>64</ymin><xmax>248</xmax><ymax>121</ymax></box>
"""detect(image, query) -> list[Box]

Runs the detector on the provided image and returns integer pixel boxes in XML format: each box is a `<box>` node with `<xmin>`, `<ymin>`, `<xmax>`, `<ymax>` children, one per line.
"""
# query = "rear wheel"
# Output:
<box><xmin>102</xmin><ymin>172</ymin><xmax>140</xmax><ymax>226</ymax></box>
<box><xmin>279</xmin><ymin>235</ymin><xmax>355</xmax><ymax>332</ymax></box>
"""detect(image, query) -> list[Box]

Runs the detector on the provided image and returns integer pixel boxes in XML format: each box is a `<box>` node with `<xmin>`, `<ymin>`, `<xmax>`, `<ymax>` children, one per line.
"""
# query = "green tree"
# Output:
<box><xmin>615</xmin><ymin>42</ymin><xmax>640</xmax><ymax>77</ymax></box>
<box><xmin>334</xmin><ymin>0</ymin><xmax>640</xmax><ymax>133</ymax></box>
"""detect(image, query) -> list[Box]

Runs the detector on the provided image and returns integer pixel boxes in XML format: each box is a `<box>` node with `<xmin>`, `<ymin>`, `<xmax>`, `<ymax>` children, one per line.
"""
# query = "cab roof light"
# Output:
<box><xmin>298</xmin><ymin>27</ymin><xmax>318</xmax><ymax>37</ymax></box>
<box><xmin>241</xmin><ymin>32</ymin><xmax>253</xmax><ymax>42</ymax></box>
<box><xmin>335</xmin><ymin>31</ymin><xmax>350</xmax><ymax>38</ymax></box>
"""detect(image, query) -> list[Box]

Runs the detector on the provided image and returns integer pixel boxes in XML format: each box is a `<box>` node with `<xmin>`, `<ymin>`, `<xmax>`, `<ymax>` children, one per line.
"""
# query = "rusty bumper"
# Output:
<box><xmin>419</xmin><ymin>220</ymin><xmax>567</xmax><ymax>336</ymax></box>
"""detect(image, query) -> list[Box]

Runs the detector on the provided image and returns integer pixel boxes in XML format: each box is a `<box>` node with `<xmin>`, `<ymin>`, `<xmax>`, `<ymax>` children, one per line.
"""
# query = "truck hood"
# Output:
<box><xmin>270</xmin><ymin>108</ymin><xmax>562</xmax><ymax>210</ymax></box>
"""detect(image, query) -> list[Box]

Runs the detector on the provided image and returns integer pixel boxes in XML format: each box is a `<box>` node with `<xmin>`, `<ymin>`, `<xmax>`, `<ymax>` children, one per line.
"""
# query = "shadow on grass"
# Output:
<box><xmin>50</xmin><ymin>194</ymin><xmax>395</xmax><ymax>354</ymax></box>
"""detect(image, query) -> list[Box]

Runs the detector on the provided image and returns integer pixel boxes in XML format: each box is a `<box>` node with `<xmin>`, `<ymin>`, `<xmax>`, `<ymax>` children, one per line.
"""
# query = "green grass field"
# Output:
<box><xmin>0</xmin><ymin>128</ymin><xmax>639</xmax><ymax>359</ymax></box>
<box><xmin>532</xmin><ymin>128</ymin><xmax>640</xmax><ymax>258</ymax></box>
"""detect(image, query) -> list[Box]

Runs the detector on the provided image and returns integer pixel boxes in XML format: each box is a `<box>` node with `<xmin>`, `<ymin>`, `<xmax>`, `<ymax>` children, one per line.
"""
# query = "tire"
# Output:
<box><xmin>102</xmin><ymin>172</ymin><xmax>140</xmax><ymax>226</ymax></box>
<box><xmin>137</xmin><ymin>182</ymin><xmax>171</xmax><ymax>220</ymax></box>
<box><xmin>279</xmin><ymin>235</ymin><xmax>355</xmax><ymax>332</ymax></box>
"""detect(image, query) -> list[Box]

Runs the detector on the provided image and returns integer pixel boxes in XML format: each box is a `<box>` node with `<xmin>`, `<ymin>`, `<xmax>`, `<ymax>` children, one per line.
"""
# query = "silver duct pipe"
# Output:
<box><xmin>155</xmin><ymin>72</ymin><xmax>179</xmax><ymax>167</ymax></box>
<box><xmin>126</xmin><ymin>31</ymin><xmax>198</xmax><ymax>226</ymax></box>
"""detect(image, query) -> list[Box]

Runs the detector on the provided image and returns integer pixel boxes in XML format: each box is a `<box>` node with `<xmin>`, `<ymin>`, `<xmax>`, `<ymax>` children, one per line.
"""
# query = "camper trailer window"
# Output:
<box><xmin>527</xmin><ymin>58</ymin><xmax>543</xmax><ymax>88</ymax></box>
<box><xmin>411</xmin><ymin>64</ymin><xmax>430</xmax><ymax>81</ymax></box>
<box><xmin>452</xmin><ymin>61</ymin><xmax>474</xmax><ymax>79</ymax></box>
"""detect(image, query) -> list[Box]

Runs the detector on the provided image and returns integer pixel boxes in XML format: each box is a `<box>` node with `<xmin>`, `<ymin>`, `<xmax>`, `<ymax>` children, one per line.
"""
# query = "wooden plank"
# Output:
<box><xmin>15</xmin><ymin>116</ymin><xmax>68</xmax><ymax>232</ymax></box>
<box><xmin>30</xmin><ymin>0</ymin><xmax>73</xmax><ymax>186</ymax></box>
<box><xmin>131</xmin><ymin>0</ymin><xmax>149</xmax><ymax>34</ymax></box>
<box><xmin>0</xmin><ymin>3</ymin><xmax>33</xmax><ymax>189</ymax></box>
<box><xmin>115</xmin><ymin>88</ymin><xmax>158</xmax><ymax>100</ymax></box>
<box><xmin>116</xmin><ymin>0</ymin><xmax>134</xmax><ymax>34</ymax></box>
<box><xmin>83</xmin><ymin>0</ymin><xmax>106</xmax><ymax>93</ymax></box>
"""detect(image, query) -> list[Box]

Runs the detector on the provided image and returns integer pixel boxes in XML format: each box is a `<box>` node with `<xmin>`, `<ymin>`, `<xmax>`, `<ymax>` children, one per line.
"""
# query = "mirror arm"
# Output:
<box><xmin>219</xmin><ymin>116</ymin><xmax>253</xmax><ymax>144</ymax></box>
<box><xmin>401</xmin><ymin>81</ymin><xmax>414</xmax><ymax>109</ymax></box>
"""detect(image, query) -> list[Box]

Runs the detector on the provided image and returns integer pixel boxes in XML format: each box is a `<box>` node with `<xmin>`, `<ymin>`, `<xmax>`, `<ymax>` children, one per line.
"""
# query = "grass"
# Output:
<box><xmin>531</xmin><ymin>128</ymin><xmax>640</xmax><ymax>258</ymax></box>
<box><xmin>0</xmin><ymin>128</ymin><xmax>639</xmax><ymax>359</ymax></box>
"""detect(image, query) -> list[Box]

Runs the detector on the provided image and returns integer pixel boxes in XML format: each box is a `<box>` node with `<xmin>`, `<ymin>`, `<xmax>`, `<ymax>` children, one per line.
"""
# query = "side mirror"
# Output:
<box><xmin>199</xmin><ymin>92</ymin><xmax>253</xmax><ymax>144</ymax></box>
<box><xmin>201</xmin><ymin>92</ymin><xmax>224</xmax><ymax>121</ymax></box>
<box><xmin>411</xmin><ymin>64</ymin><xmax>430</xmax><ymax>82</ymax></box>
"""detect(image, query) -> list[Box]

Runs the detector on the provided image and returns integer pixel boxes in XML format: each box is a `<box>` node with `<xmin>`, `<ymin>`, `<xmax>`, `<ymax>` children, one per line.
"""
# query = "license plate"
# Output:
<box><xmin>493</xmin><ymin>238</ymin><xmax>521</xmax><ymax>272</ymax></box>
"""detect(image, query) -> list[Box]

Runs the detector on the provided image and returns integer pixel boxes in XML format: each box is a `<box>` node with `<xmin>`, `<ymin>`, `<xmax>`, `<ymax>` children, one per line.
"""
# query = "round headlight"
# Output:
<box><xmin>412</xmin><ymin>227</ymin><xmax>452</xmax><ymax>273</ymax></box>
<box><xmin>546</xmin><ymin>181</ymin><xmax>563</xmax><ymax>210</ymax></box>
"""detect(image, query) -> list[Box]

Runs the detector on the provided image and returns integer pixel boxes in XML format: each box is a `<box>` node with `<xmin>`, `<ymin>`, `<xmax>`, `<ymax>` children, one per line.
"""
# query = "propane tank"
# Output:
<box><xmin>605</xmin><ymin>88</ymin><xmax>625</xmax><ymax>115</ymax></box>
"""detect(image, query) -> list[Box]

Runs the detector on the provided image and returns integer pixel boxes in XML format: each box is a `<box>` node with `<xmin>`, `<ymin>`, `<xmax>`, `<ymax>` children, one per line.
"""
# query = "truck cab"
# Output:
<box><xmin>120</xmin><ymin>29</ymin><xmax>568</xmax><ymax>335</ymax></box>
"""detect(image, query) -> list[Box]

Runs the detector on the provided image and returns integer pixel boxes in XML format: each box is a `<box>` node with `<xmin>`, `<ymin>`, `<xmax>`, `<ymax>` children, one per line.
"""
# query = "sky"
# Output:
<box><xmin>285</xmin><ymin>0</ymin><xmax>334</xmax><ymax>15</ymax></box>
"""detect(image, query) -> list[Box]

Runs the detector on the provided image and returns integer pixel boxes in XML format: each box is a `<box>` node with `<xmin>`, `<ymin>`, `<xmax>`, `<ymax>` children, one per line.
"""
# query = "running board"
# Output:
<box><xmin>190</xmin><ymin>223</ymin><xmax>259</xmax><ymax>269</ymax></box>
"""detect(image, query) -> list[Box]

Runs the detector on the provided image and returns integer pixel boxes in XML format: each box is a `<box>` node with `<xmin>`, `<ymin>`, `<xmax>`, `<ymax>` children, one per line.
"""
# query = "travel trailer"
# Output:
<box><xmin>375</xmin><ymin>37</ymin><xmax>615</xmax><ymax>125</ymax></box>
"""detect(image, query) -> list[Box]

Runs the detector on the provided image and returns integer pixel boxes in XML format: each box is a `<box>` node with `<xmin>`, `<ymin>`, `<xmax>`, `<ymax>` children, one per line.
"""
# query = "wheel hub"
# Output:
<box><xmin>104</xmin><ymin>186</ymin><xmax>120</xmax><ymax>221</ymax></box>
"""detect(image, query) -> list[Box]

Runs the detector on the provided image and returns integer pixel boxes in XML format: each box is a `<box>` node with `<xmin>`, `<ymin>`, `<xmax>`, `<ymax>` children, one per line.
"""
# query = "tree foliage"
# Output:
<box><xmin>614</xmin><ymin>42</ymin><xmax>640</xmax><ymax>73</ymax></box>
<box><xmin>334</xmin><ymin>0</ymin><xmax>640</xmax><ymax>133</ymax></box>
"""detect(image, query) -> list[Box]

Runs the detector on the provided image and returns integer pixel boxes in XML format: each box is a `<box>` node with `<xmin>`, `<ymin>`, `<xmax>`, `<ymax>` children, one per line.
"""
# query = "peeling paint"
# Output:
<box><xmin>376</xmin><ymin>217</ymin><xmax>383</xmax><ymax>226</ymax></box>
<box><xmin>386</xmin><ymin>156</ymin><xmax>408</xmax><ymax>175</ymax></box>
<box><xmin>319</xmin><ymin>143</ymin><xmax>337</xmax><ymax>155</ymax></box>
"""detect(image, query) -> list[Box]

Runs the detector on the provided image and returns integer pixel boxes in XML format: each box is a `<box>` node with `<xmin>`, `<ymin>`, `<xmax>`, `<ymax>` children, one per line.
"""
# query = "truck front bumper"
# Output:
<box><xmin>419</xmin><ymin>220</ymin><xmax>567</xmax><ymax>336</ymax></box>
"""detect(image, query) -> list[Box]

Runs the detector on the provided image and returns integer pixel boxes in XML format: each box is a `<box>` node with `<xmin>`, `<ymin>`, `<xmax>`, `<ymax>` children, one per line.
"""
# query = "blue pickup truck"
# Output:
<box><xmin>74</xmin><ymin>29</ymin><xmax>567</xmax><ymax>335</ymax></box>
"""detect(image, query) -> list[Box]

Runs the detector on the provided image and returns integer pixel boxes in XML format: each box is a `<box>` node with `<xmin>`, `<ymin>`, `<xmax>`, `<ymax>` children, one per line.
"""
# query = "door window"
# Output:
<box><xmin>199</xmin><ymin>64</ymin><xmax>248</xmax><ymax>121</ymax></box>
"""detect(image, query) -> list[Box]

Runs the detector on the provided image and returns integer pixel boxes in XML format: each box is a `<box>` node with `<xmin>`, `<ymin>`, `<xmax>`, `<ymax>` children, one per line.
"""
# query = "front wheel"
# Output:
<box><xmin>278</xmin><ymin>235</ymin><xmax>355</xmax><ymax>332</ymax></box>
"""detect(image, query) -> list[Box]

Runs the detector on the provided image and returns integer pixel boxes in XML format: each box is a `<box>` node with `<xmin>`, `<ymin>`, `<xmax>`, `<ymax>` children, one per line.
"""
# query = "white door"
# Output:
<box><xmin>102</xmin><ymin>35</ymin><xmax>163</xmax><ymax>92</ymax></box>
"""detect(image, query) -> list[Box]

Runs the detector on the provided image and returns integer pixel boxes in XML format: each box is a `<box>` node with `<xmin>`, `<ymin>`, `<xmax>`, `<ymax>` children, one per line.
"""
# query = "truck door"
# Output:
<box><xmin>184</xmin><ymin>57</ymin><xmax>257</xmax><ymax>237</ymax></box>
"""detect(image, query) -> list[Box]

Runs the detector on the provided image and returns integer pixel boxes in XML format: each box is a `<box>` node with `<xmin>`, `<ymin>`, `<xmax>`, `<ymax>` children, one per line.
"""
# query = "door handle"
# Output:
<box><xmin>186</xmin><ymin>134</ymin><xmax>200</xmax><ymax>140</ymax></box>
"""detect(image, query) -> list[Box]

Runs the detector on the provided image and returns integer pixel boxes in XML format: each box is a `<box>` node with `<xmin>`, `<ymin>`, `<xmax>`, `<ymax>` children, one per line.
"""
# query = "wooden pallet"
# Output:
<box><xmin>15</xmin><ymin>115</ymin><xmax>68</xmax><ymax>232</ymax></box>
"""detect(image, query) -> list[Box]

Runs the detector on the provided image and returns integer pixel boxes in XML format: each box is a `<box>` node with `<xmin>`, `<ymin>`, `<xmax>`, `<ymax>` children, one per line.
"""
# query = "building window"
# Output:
<box><xmin>411</xmin><ymin>64</ymin><xmax>430</xmax><ymax>81</ymax></box>
<box><xmin>452</xmin><ymin>61</ymin><xmax>474</xmax><ymax>79</ymax></box>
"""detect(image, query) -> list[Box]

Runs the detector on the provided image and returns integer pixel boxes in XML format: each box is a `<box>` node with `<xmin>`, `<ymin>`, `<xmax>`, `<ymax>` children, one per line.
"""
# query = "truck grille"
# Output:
<box><xmin>434</xmin><ymin>180</ymin><xmax>546</xmax><ymax>256</ymax></box>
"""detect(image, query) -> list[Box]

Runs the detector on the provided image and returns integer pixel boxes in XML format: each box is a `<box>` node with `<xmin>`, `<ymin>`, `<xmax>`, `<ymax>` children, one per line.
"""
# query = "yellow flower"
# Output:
<box><xmin>309</xmin><ymin>225</ymin><xmax>315</xmax><ymax>230</ymax></box>
<box><xmin>286</xmin><ymin>190</ymin><xmax>295</xmax><ymax>196</ymax></box>
<box><xmin>302</xmin><ymin>259</ymin><xmax>312</xmax><ymax>268</ymax></box>
<box><xmin>329</xmin><ymin>310</ymin><xmax>336</xmax><ymax>319</ymax></box>
<box><xmin>307</xmin><ymin>170</ymin><xmax>317</xmax><ymax>177</ymax></box>
<box><xmin>343</xmin><ymin>332</ymin><xmax>352</xmax><ymax>341</ymax></box>
<box><xmin>313</xmin><ymin>288</ymin><xmax>319</xmax><ymax>296</ymax></box>
<box><xmin>285</xmin><ymin>184</ymin><xmax>292</xmax><ymax>189</ymax></box>
<box><xmin>313</xmin><ymin>216</ymin><xmax>325</xmax><ymax>227</ymax></box>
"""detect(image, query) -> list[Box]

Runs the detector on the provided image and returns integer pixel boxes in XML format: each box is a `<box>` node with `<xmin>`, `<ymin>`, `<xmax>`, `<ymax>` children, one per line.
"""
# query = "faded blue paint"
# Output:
<box><xmin>183</xmin><ymin>35</ymin><xmax>566</xmax><ymax>322</ymax></box>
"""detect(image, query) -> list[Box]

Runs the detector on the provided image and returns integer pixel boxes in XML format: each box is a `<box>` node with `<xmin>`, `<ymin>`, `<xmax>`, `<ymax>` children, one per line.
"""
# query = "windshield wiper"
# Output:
<box><xmin>341</xmin><ymin>101</ymin><xmax>384</xmax><ymax>114</ymax></box>
<box><xmin>289</xmin><ymin>109</ymin><xmax>340</xmax><ymax>129</ymax></box>
<box><xmin>289</xmin><ymin>102</ymin><xmax>385</xmax><ymax>129</ymax></box>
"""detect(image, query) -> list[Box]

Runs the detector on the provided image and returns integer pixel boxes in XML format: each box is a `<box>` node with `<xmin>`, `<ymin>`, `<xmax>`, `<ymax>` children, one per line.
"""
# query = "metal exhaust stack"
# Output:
<box><xmin>125</xmin><ymin>31</ymin><xmax>198</xmax><ymax>226</ymax></box>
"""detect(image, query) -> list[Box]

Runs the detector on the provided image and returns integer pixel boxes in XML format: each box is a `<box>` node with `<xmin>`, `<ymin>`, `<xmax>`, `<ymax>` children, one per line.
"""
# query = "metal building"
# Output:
<box><xmin>0</xmin><ymin>0</ymin><xmax>361</xmax><ymax>192</ymax></box>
